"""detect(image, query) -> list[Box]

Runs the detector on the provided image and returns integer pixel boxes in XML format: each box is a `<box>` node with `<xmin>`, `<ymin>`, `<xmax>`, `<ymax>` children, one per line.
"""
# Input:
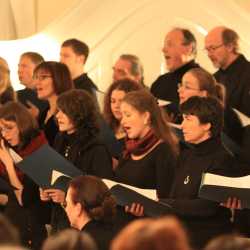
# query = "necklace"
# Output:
<box><xmin>64</xmin><ymin>145</ymin><xmax>71</xmax><ymax>157</ymax></box>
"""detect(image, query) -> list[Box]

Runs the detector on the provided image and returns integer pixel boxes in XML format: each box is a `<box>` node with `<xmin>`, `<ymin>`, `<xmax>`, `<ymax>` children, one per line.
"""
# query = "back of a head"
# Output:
<box><xmin>42</xmin><ymin>229</ymin><xmax>97</xmax><ymax>250</ymax></box>
<box><xmin>69</xmin><ymin>175</ymin><xmax>116</xmax><ymax>223</ymax></box>
<box><xmin>111</xmin><ymin>216</ymin><xmax>191</xmax><ymax>250</ymax></box>
<box><xmin>205</xmin><ymin>234</ymin><xmax>250</xmax><ymax>250</ymax></box>
<box><xmin>0</xmin><ymin>214</ymin><xmax>20</xmax><ymax>246</ymax></box>
<box><xmin>0</xmin><ymin>57</ymin><xmax>9</xmax><ymax>70</ymax></box>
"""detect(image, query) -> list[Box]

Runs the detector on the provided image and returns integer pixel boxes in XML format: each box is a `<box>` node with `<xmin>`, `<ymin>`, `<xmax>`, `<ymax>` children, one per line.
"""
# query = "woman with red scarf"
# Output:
<box><xmin>114</xmin><ymin>89</ymin><xmax>179</xmax><ymax>201</ymax></box>
<box><xmin>0</xmin><ymin>102</ymin><xmax>49</xmax><ymax>250</ymax></box>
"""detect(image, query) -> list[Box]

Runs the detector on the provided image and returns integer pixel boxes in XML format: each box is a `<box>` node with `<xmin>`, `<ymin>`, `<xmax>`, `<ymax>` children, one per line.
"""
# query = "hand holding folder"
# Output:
<box><xmin>103</xmin><ymin>179</ymin><xmax>173</xmax><ymax>217</ymax></box>
<box><xmin>16</xmin><ymin>144</ymin><xmax>82</xmax><ymax>191</ymax></box>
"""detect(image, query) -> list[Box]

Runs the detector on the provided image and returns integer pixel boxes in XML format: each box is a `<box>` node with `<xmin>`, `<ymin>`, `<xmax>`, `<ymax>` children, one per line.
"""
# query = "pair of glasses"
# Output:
<box><xmin>204</xmin><ymin>44</ymin><xmax>224</xmax><ymax>53</ymax></box>
<box><xmin>33</xmin><ymin>75</ymin><xmax>52</xmax><ymax>81</ymax></box>
<box><xmin>178</xmin><ymin>83</ymin><xmax>200</xmax><ymax>91</ymax></box>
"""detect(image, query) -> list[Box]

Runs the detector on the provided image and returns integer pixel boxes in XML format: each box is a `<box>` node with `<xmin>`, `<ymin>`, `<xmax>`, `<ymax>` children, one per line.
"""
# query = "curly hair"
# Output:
<box><xmin>69</xmin><ymin>175</ymin><xmax>116</xmax><ymax>223</ymax></box>
<box><xmin>103</xmin><ymin>79</ymin><xmax>143</xmax><ymax>132</ymax></box>
<box><xmin>57</xmin><ymin>89</ymin><xmax>99</xmax><ymax>140</ymax></box>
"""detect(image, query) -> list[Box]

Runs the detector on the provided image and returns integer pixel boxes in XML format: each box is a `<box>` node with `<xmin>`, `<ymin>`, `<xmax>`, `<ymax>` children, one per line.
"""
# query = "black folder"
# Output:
<box><xmin>16</xmin><ymin>144</ymin><xmax>82</xmax><ymax>191</ymax></box>
<box><xmin>110</xmin><ymin>184</ymin><xmax>173</xmax><ymax>217</ymax></box>
<box><xmin>199</xmin><ymin>173</ymin><xmax>250</xmax><ymax>208</ymax></box>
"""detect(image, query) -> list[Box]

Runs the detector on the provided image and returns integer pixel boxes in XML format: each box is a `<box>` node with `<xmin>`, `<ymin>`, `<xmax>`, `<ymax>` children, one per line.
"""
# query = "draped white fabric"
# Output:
<box><xmin>0</xmin><ymin>0</ymin><xmax>36</xmax><ymax>40</ymax></box>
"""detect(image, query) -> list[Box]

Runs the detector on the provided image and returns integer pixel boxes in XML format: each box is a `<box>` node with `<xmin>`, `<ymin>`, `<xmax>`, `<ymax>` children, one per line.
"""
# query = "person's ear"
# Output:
<box><xmin>143</xmin><ymin>111</ymin><xmax>150</xmax><ymax>126</ymax></box>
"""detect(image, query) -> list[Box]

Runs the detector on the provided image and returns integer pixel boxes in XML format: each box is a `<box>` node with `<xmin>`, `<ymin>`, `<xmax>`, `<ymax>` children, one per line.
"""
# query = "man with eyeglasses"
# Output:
<box><xmin>150</xmin><ymin>28</ymin><xmax>200</xmax><ymax>119</ymax></box>
<box><xmin>205</xmin><ymin>26</ymin><xmax>250</xmax><ymax>116</ymax></box>
<box><xmin>17</xmin><ymin>52</ymin><xmax>48</xmax><ymax>118</ymax></box>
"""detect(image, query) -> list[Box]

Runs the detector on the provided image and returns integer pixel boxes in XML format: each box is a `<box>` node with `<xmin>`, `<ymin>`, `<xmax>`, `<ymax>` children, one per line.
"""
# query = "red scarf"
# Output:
<box><xmin>0</xmin><ymin>132</ymin><xmax>47</xmax><ymax>181</ymax></box>
<box><xmin>123</xmin><ymin>129</ymin><xmax>159</xmax><ymax>159</ymax></box>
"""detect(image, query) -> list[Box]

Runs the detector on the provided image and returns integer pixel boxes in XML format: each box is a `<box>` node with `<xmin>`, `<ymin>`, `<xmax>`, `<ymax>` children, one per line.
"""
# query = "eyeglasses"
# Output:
<box><xmin>204</xmin><ymin>44</ymin><xmax>224</xmax><ymax>53</ymax></box>
<box><xmin>33</xmin><ymin>75</ymin><xmax>52</xmax><ymax>81</ymax></box>
<box><xmin>178</xmin><ymin>83</ymin><xmax>200</xmax><ymax>91</ymax></box>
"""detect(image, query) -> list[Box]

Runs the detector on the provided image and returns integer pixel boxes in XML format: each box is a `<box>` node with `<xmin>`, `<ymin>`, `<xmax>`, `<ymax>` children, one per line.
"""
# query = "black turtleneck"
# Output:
<box><xmin>150</xmin><ymin>60</ymin><xmax>200</xmax><ymax>105</ymax></box>
<box><xmin>214</xmin><ymin>54</ymin><xmax>250</xmax><ymax>116</ymax></box>
<box><xmin>160</xmin><ymin>137</ymin><xmax>233</xmax><ymax>249</ymax></box>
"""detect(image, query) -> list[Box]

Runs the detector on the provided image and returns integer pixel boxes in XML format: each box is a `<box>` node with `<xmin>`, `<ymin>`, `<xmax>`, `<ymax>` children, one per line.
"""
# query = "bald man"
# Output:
<box><xmin>205</xmin><ymin>26</ymin><xmax>250</xmax><ymax>116</ymax></box>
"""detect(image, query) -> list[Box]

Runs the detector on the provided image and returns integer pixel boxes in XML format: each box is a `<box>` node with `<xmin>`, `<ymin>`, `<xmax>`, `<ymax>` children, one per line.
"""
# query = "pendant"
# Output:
<box><xmin>184</xmin><ymin>175</ymin><xmax>190</xmax><ymax>184</ymax></box>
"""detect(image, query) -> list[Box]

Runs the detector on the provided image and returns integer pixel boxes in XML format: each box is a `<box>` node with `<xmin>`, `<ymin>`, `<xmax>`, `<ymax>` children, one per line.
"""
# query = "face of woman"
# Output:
<box><xmin>120</xmin><ymin>102</ymin><xmax>150</xmax><ymax>139</ymax></box>
<box><xmin>181</xmin><ymin>114</ymin><xmax>211</xmax><ymax>144</ymax></box>
<box><xmin>34</xmin><ymin>70</ymin><xmax>56</xmax><ymax>100</ymax></box>
<box><xmin>178</xmin><ymin>72</ymin><xmax>207</xmax><ymax>104</ymax></box>
<box><xmin>0</xmin><ymin>119</ymin><xmax>20</xmax><ymax>146</ymax></box>
<box><xmin>56</xmin><ymin>109</ymin><xmax>75</xmax><ymax>134</ymax></box>
<box><xmin>64</xmin><ymin>187</ymin><xmax>80</xmax><ymax>229</ymax></box>
<box><xmin>110</xmin><ymin>89</ymin><xmax>126</xmax><ymax>121</ymax></box>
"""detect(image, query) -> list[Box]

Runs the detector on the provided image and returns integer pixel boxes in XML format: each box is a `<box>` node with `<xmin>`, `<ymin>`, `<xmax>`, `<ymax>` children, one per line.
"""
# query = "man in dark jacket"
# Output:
<box><xmin>60</xmin><ymin>39</ymin><xmax>98</xmax><ymax>100</ymax></box>
<box><xmin>205</xmin><ymin>26</ymin><xmax>250</xmax><ymax>117</ymax></box>
<box><xmin>150</xmin><ymin>28</ymin><xmax>200</xmax><ymax>107</ymax></box>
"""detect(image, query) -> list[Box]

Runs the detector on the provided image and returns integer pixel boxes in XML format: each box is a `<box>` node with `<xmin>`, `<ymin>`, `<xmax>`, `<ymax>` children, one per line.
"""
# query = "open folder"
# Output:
<box><xmin>199</xmin><ymin>173</ymin><xmax>250</xmax><ymax>208</ymax></box>
<box><xmin>16</xmin><ymin>144</ymin><xmax>82</xmax><ymax>191</ymax></box>
<box><xmin>103</xmin><ymin>179</ymin><xmax>173</xmax><ymax>217</ymax></box>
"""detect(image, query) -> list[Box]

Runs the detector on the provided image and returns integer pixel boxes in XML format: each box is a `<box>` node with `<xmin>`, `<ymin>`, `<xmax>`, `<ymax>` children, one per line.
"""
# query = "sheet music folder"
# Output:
<box><xmin>199</xmin><ymin>173</ymin><xmax>250</xmax><ymax>208</ymax></box>
<box><xmin>16</xmin><ymin>144</ymin><xmax>82</xmax><ymax>191</ymax></box>
<box><xmin>103</xmin><ymin>179</ymin><xmax>172</xmax><ymax>217</ymax></box>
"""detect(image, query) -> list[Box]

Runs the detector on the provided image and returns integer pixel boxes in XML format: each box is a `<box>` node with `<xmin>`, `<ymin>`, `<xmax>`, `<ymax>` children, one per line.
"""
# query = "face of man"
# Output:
<box><xmin>162</xmin><ymin>29</ymin><xmax>192</xmax><ymax>72</ymax></box>
<box><xmin>112</xmin><ymin>59</ymin><xmax>135</xmax><ymax>82</ymax></box>
<box><xmin>60</xmin><ymin>46</ymin><xmax>84</xmax><ymax>77</ymax></box>
<box><xmin>205</xmin><ymin>28</ymin><xmax>231</xmax><ymax>70</ymax></box>
<box><xmin>18</xmin><ymin>56</ymin><xmax>36</xmax><ymax>88</ymax></box>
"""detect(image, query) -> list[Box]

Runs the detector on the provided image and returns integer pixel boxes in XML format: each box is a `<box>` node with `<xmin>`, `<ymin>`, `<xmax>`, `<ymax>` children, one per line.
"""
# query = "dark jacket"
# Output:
<box><xmin>214</xmin><ymin>54</ymin><xmax>250</xmax><ymax>116</ymax></box>
<box><xmin>160</xmin><ymin>137</ymin><xmax>234</xmax><ymax>249</ymax></box>
<box><xmin>4</xmin><ymin>132</ymin><xmax>49</xmax><ymax>250</ymax></box>
<box><xmin>51</xmin><ymin>132</ymin><xmax>114</xmax><ymax>233</ymax></box>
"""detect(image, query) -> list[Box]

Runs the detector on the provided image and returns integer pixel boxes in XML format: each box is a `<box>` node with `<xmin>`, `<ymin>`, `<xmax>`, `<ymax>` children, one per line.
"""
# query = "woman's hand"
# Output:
<box><xmin>42</xmin><ymin>189</ymin><xmax>66</xmax><ymax>203</ymax></box>
<box><xmin>221</xmin><ymin>197</ymin><xmax>242</xmax><ymax>210</ymax></box>
<box><xmin>125</xmin><ymin>203</ymin><xmax>144</xmax><ymax>217</ymax></box>
<box><xmin>0</xmin><ymin>139</ymin><xmax>13</xmax><ymax>167</ymax></box>
<box><xmin>39</xmin><ymin>188</ymin><xmax>51</xmax><ymax>201</ymax></box>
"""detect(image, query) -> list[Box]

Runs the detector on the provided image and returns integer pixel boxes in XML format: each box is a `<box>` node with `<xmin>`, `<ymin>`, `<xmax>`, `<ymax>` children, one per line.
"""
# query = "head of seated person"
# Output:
<box><xmin>42</xmin><ymin>228</ymin><xmax>97</xmax><ymax>250</ymax></box>
<box><xmin>180</xmin><ymin>96</ymin><xmax>223</xmax><ymax>144</ymax></box>
<box><xmin>111</xmin><ymin>216</ymin><xmax>191</xmax><ymax>250</ymax></box>
<box><xmin>204</xmin><ymin>234</ymin><xmax>250</xmax><ymax>250</ymax></box>
<box><xmin>64</xmin><ymin>175</ymin><xmax>116</xmax><ymax>230</ymax></box>
<box><xmin>0</xmin><ymin>214</ymin><xmax>20</xmax><ymax>246</ymax></box>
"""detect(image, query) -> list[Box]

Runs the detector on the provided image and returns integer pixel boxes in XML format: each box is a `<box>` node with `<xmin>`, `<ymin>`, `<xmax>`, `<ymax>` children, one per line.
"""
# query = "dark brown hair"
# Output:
<box><xmin>180</xmin><ymin>96</ymin><xmax>224</xmax><ymax>138</ymax></box>
<box><xmin>61</xmin><ymin>39</ymin><xmax>89</xmax><ymax>63</ymax></box>
<box><xmin>57</xmin><ymin>89</ymin><xmax>99</xmax><ymax>138</ymax></box>
<box><xmin>0</xmin><ymin>102</ymin><xmax>39</xmax><ymax>149</ymax></box>
<box><xmin>122</xmin><ymin>89</ymin><xmax>179</xmax><ymax>156</ymax></box>
<box><xmin>69</xmin><ymin>175</ymin><xmax>116</xmax><ymax>223</ymax></box>
<box><xmin>34</xmin><ymin>61</ymin><xmax>74</xmax><ymax>96</ymax></box>
<box><xmin>103</xmin><ymin>79</ymin><xmax>143</xmax><ymax>132</ymax></box>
